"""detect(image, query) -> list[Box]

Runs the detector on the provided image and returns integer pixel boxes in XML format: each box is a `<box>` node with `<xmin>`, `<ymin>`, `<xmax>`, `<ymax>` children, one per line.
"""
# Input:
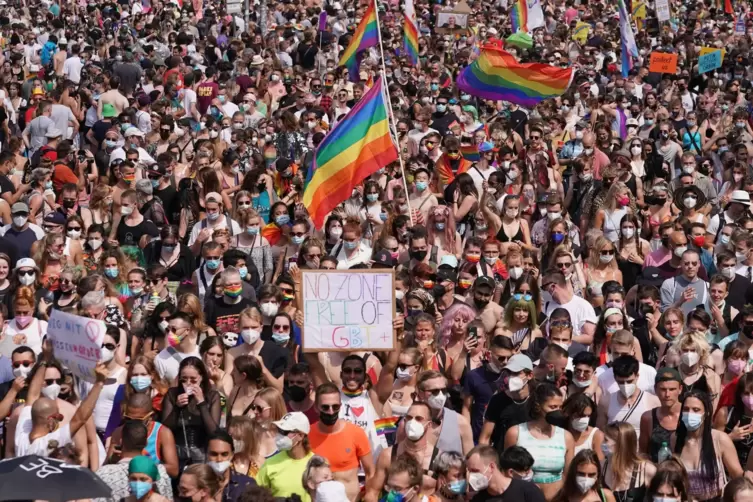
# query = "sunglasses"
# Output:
<box><xmin>273</xmin><ymin>324</ymin><xmax>290</xmax><ymax>331</ymax></box>
<box><xmin>250</xmin><ymin>404</ymin><xmax>270</xmax><ymax>413</ymax></box>
<box><xmin>556</xmin><ymin>262</ymin><xmax>573</xmax><ymax>268</ymax></box>
<box><xmin>342</xmin><ymin>367</ymin><xmax>364</xmax><ymax>375</ymax></box>
<box><xmin>320</xmin><ymin>404</ymin><xmax>341</xmax><ymax>412</ymax></box>
<box><xmin>148</xmin><ymin>279</ymin><xmax>163</xmax><ymax>285</ymax></box>
<box><xmin>45</xmin><ymin>378</ymin><xmax>64</xmax><ymax>385</ymax></box>
<box><xmin>530</xmin><ymin>135</ymin><xmax>541</xmax><ymax>140</ymax></box>
<box><xmin>12</xmin><ymin>360</ymin><xmax>33</xmax><ymax>368</ymax></box>
<box><xmin>425</xmin><ymin>388</ymin><xmax>447</xmax><ymax>396</ymax></box>
<box><xmin>513</xmin><ymin>293</ymin><xmax>532</xmax><ymax>302</ymax></box>
<box><xmin>18</xmin><ymin>270</ymin><xmax>35</xmax><ymax>277</ymax></box>
<box><xmin>550</xmin><ymin>320</ymin><xmax>572</xmax><ymax>328</ymax></box>
<box><xmin>102</xmin><ymin>343</ymin><xmax>116</xmax><ymax>351</ymax></box>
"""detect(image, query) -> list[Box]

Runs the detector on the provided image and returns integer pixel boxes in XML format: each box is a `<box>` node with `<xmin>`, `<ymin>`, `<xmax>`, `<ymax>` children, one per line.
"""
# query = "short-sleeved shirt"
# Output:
<box><xmin>154</xmin><ymin>346</ymin><xmax>201</xmax><ymax>382</ymax></box>
<box><xmin>196</xmin><ymin>81</ymin><xmax>219</xmax><ymax>115</ymax></box>
<box><xmin>52</xmin><ymin>162</ymin><xmax>78</xmax><ymax>192</ymax></box>
<box><xmin>464</xmin><ymin>365</ymin><xmax>500</xmax><ymax>441</ymax></box>
<box><xmin>256</xmin><ymin>450</ymin><xmax>314</xmax><ymax>502</ymax></box>
<box><xmin>470</xmin><ymin>478</ymin><xmax>547</xmax><ymax>502</ymax></box>
<box><xmin>309</xmin><ymin>421</ymin><xmax>370</xmax><ymax>472</ymax></box>
<box><xmin>484</xmin><ymin>391</ymin><xmax>531</xmax><ymax>453</ymax></box>
<box><xmin>15</xmin><ymin>405</ymin><xmax>73</xmax><ymax>456</ymax></box>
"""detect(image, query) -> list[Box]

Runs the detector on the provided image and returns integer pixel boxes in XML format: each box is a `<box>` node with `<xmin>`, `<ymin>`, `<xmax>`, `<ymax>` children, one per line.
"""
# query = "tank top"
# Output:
<box><xmin>607</xmin><ymin>390</ymin><xmax>648</xmax><ymax>441</ymax></box>
<box><xmin>649</xmin><ymin>408</ymin><xmax>675</xmax><ymax>463</ymax></box>
<box><xmin>437</xmin><ymin>408</ymin><xmax>463</xmax><ymax>456</ymax></box>
<box><xmin>608</xmin><ymin>461</ymin><xmax>647</xmax><ymax>502</ymax></box>
<box><xmin>574</xmin><ymin>427</ymin><xmax>598</xmax><ymax>456</ymax></box>
<box><xmin>603</xmin><ymin>208</ymin><xmax>628</xmax><ymax>243</ymax></box>
<box><xmin>496</xmin><ymin>221</ymin><xmax>524</xmax><ymax>243</ymax></box>
<box><xmin>516</xmin><ymin>422</ymin><xmax>566</xmax><ymax>484</ymax></box>
<box><xmin>686</xmin><ymin>443</ymin><xmax>726</xmax><ymax>502</ymax></box>
<box><xmin>143</xmin><ymin>421</ymin><xmax>164</xmax><ymax>463</ymax></box>
<box><xmin>91</xmin><ymin>367</ymin><xmax>127</xmax><ymax>430</ymax></box>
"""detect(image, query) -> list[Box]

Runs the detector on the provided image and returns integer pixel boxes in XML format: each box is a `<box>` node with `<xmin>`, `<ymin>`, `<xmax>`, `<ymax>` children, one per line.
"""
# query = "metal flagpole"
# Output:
<box><xmin>373</xmin><ymin>0</ymin><xmax>413</xmax><ymax>226</ymax></box>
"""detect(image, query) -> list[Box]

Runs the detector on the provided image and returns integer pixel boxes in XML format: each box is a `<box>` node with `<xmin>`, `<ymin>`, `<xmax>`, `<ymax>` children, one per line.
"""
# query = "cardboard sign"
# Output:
<box><xmin>700</xmin><ymin>46</ymin><xmax>726</xmax><ymax>61</ymax></box>
<box><xmin>655</xmin><ymin>0</ymin><xmax>671</xmax><ymax>22</ymax></box>
<box><xmin>649</xmin><ymin>52</ymin><xmax>678</xmax><ymax>73</ymax></box>
<box><xmin>47</xmin><ymin>310</ymin><xmax>106</xmax><ymax>383</ymax></box>
<box><xmin>698</xmin><ymin>50</ymin><xmax>722</xmax><ymax>74</ymax></box>
<box><xmin>301</xmin><ymin>270</ymin><xmax>395</xmax><ymax>352</ymax></box>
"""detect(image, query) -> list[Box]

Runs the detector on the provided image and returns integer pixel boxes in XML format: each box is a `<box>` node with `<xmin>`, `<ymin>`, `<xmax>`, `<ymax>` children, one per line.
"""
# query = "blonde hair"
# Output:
<box><xmin>177</xmin><ymin>293</ymin><xmax>210</xmax><ymax>334</ymax></box>
<box><xmin>254</xmin><ymin>387</ymin><xmax>287</xmax><ymax>421</ymax></box>
<box><xmin>228</xmin><ymin>416</ymin><xmax>261</xmax><ymax>458</ymax></box>
<box><xmin>604</xmin><ymin>181</ymin><xmax>629</xmax><ymax>212</ymax></box>
<box><xmin>239</xmin><ymin>306</ymin><xmax>263</xmax><ymax>324</ymax></box>
<box><xmin>587</xmin><ymin>236</ymin><xmax>618</xmax><ymax>271</ymax></box>
<box><xmin>605</xmin><ymin>422</ymin><xmax>643</xmax><ymax>487</ymax></box>
<box><xmin>674</xmin><ymin>329</ymin><xmax>711</xmax><ymax>366</ymax></box>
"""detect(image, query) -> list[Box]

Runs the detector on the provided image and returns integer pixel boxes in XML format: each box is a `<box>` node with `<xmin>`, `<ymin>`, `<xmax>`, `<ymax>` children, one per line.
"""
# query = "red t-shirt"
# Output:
<box><xmin>196</xmin><ymin>81</ymin><xmax>219</xmax><ymax>115</ymax></box>
<box><xmin>162</xmin><ymin>67</ymin><xmax>184</xmax><ymax>89</ymax></box>
<box><xmin>52</xmin><ymin>162</ymin><xmax>78</xmax><ymax>192</ymax></box>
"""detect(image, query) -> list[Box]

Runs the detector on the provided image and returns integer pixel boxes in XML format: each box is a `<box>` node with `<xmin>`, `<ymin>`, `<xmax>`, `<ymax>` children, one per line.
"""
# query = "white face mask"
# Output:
<box><xmin>207</xmin><ymin>461</ymin><xmax>231</xmax><ymax>475</ymax></box>
<box><xmin>508</xmin><ymin>375</ymin><xmax>526</xmax><ymax>392</ymax></box>
<box><xmin>158</xmin><ymin>320</ymin><xmax>169</xmax><ymax>333</ymax></box>
<box><xmin>260</xmin><ymin>303</ymin><xmax>279</xmax><ymax>317</ymax></box>
<box><xmin>89</xmin><ymin>239</ymin><xmax>102</xmax><ymax>251</ymax></box>
<box><xmin>12</xmin><ymin>216</ymin><xmax>27</xmax><ymax>227</ymax></box>
<box><xmin>12</xmin><ymin>365</ymin><xmax>31</xmax><ymax>378</ymax></box>
<box><xmin>19</xmin><ymin>273</ymin><xmax>35</xmax><ymax>286</ymax></box>
<box><xmin>674</xmin><ymin>246</ymin><xmax>687</xmax><ymax>258</ymax></box>
<box><xmin>681</xmin><ymin>351</ymin><xmax>699</xmax><ymax>367</ymax></box>
<box><xmin>618</xmin><ymin>382</ymin><xmax>636</xmax><ymax>398</ymax></box>
<box><xmin>576</xmin><ymin>476</ymin><xmax>596</xmax><ymax>493</ymax></box>
<box><xmin>508</xmin><ymin>267</ymin><xmax>523</xmax><ymax>280</ymax></box>
<box><xmin>100</xmin><ymin>347</ymin><xmax>114</xmax><ymax>363</ymax></box>
<box><xmin>599</xmin><ymin>254</ymin><xmax>614</xmax><ymax>264</ymax></box>
<box><xmin>621</xmin><ymin>228</ymin><xmax>635</xmax><ymax>239</ymax></box>
<box><xmin>405</xmin><ymin>419</ymin><xmax>425</xmax><ymax>441</ymax></box>
<box><xmin>683</xmin><ymin>197</ymin><xmax>697</xmax><ymax>209</ymax></box>
<box><xmin>274</xmin><ymin>433</ymin><xmax>294</xmax><ymax>451</ymax></box>
<box><xmin>395</xmin><ymin>290</ymin><xmax>405</xmax><ymax>300</ymax></box>
<box><xmin>571</xmin><ymin>416</ymin><xmax>590</xmax><ymax>432</ymax></box>
<box><xmin>505</xmin><ymin>208</ymin><xmax>519</xmax><ymax>219</ymax></box>
<box><xmin>573</xmin><ymin>377</ymin><xmax>591</xmax><ymax>388</ymax></box>
<box><xmin>631</xmin><ymin>146</ymin><xmax>642</xmax><ymax>156</ymax></box>
<box><xmin>241</xmin><ymin>329</ymin><xmax>260</xmax><ymax>345</ymax></box>
<box><xmin>547</xmin><ymin>211</ymin><xmax>561</xmax><ymax>221</ymax></box>
<box><xmin>67</xmin><ymin>230</ymin><xmax>81</xmax><ymax>239</ymax></box>
<box><xmin>426</xmin><ymin>391</ymin><xmax>447</xmax><ymax>410</ymax></box>
<box><xmin>721</xmin><ymin>266</ymin><xmax>736</xmax><ymax>279</ymax></box>
<box><xmin>468</xmin><ymin>468</ymin><xmax>490</xmax><ymax>492</ymax></box>
<box><xmin>42</xmin><ymin>383</ymin><xmax>61</xmax><ymax>400</ymax></box>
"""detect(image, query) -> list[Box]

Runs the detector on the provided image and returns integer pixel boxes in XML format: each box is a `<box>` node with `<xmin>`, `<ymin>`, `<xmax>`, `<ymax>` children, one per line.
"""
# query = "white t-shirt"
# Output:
<box><xmin>188</xmin><ymin>216</ymin><xmax>242</xmax><ymax>246</ymax></box>
<box><xmin>183</xmin><ymin>88</ymin><xmax>197</xmax><ymax>119</ymax></box>
<box><xmin>5</xmin><ymin>318</ymin><xmax>48</xmax><ymax>355</ymax></box>
<box><xmin>15</xmin><ymin>405</ymin><xmax>73</xmax><ymax>457</ymax></box>
<box><xmin>154</xmin><ymin>346</ymin><xmax>201</xmax><ymax>383</ymax></box>
<box><xmin>596</xmin><ymin>363</ymin><xmax>657</xmax><ymax>396</ymax></box>
<box><xmin>544</xmin><ymin>295</ymin><xmax>597</xmax><ymax>337</ymax></box>
<box><xmin>62</xmin><ymin>56</ymin><xmax>83</xmax><ymax>84</ymax></box>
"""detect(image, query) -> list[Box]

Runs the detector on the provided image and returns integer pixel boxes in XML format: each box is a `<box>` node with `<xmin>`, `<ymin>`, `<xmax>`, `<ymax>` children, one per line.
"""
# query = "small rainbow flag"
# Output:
<box><xmin>461</xmin><ymin>144</ymin><xmax>480</xmax><ymax>162</ymax></box>
<box><xmin>303</xmin><ymin>78</ymin><xmax>398</xmax><ymax>229</ymax></box>
<box><xmin>404</xmin><ymin>0</ymin><xmax>419</xmax><ymax>65</ymax></box>
<box><xmin>375</xmin><ymin>416</ymin><xmax>400</xmax><ymax>436</ymax></box>
<box><xmin>456</xmin><ymin>45</ymin><xmax>574</xmax><ymax>108</ymax></box>
<box><xmin>338</xmin><ymin>0</ymin><xmax>379</xmax><ymax>82</ymax></box>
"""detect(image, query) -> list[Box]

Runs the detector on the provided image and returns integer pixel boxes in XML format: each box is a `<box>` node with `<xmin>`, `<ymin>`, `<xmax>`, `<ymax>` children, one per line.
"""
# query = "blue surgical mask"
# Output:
<box><xmin>415</xmin><ymin>181</ymin><xmax>428</xmax><ymax>191</ymax></box>
<box><xmin>45</xmin><ymin>181</ymin><xmax>53</xmax><ymax>190</ymax></box>
<box><xmin>206</xmin><ymin>259</ymin><xmax>220</xmax><ymax>270</ymax></box>
<box><xmin>682</xmin><ymin>412</ymin><xmax>703</xmax><ymax>431</ymax></box>
<box><xmin>272</xmin><ymin>332</ymin><xmax>290</xmax><ymax>345</ymax></box>
<box><xmin>151</xmin><ymin>180</ymin><xmax>159</xmax><ymax>189</ymax></box>
<box><xmin>207</xmin><ymin>212</ymin><xmax>220</xmax><ymax>221</ymax></box>
<box><xmin>275</xmin><ymin>214</ymin><xmax>290</xmax><ymax>226</ymax></box>
<box><xmin>129</xmin><ymin>480</ymin><xmax>152</xmax><ymax>499</ymax></box>
<box><xmin>247</xmin><ymin>226</ymin><xmax>259</xmax><ymax>235</ymax></box>
<box><xmin>104</xmin><ymin>139</ymin><xmax>116</xmax><ymax>148</ymax></box>
<box><xmin>105</xmin><ymin>267</ymin><xmax>119</xmax><ymax>279</ymax></box>
<box><xmin>366</xmin><ymin>193</ymin><xmax>379</xmax><ymax>202</ymax></box>
<box><xmin>130</xmin><ymin>287</ymin><xmax>143</xmax><ymax>296</ymax></box>
<box><xmin>130</xmin><ymin>375</ymin><xmax>152</xmax><ymax>391</ymax></box>
<box><xmin>162</xmin><ymin>244</ymin><xmax>176</xmax><ymax>253</ymax></box>
<box><xmin>436</xmin><ymin>104</ymin><xmax>447</xmax><ymax>113</ymax></box>
<box><xmin>344</xmin><ymin>240</ymin><xmax>358</xmax><ymax>250</ymax></box>
<box><xmin>552</xmin><ymin>232</ymin><xmax>565</xmax><ymax>244</ymax></box>
<box><xmin>448</xmin><ymin>479</ymin><xmax>467</xmax><ymax>494</ymax></box>
<box><xmin>292</xmin><ymin>235</ymin><xmax>305</xmax><ymax>245</ymax></box>
<box><xmin>461</xmin><ymin>94</ymin><xmax>471</xmax><ymax>101</ymax></box>
<box><xmin>435</xmin><ymin>222</ymin><xmax>445</xmax><ymax>231</ymax></box>
<box><xmin>239</xmin><ymin>266</ymin><xmax>248</xmax><ymax>279</ymax></box>
<box><xmin>430</xmin><ymin>83</ymin><xmax>439</xmax><ymax>91</ymax></box>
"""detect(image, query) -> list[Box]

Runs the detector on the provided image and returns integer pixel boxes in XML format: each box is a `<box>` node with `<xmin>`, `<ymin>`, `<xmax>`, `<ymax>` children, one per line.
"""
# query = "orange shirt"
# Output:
<box><xmin>308</xmin><ymin>421</ymin><xmax>370</xmax><ymax>472</ymax></box>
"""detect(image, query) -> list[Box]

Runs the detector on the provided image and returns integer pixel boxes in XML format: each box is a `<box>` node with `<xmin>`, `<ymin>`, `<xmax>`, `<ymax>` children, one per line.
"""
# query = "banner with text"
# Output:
<box><xmin>47</xmin><ymin>310</ymin><xmax>106</xmax><ymax>383</ymax></box>
<box><xmin>302</xmin><ymin>270</ymin><xmax>395</xmax><ymax>352</ymax></box>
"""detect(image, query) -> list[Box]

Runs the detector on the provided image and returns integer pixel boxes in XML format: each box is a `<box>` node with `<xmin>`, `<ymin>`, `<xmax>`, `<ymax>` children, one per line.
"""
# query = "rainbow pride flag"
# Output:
<box><xmin>510</xmin><ymin>0</ymin><xmax>545</xmax><ymax>33</ymax></box>
<box><xmin>375</xmin><ymin>416</ymin><xmax>400</xmax><ymax>436</ymax></box>
<box><xmin>404</xmin><ymin>0</ymin><xmax>419</xmax><ymax>65</ymax></box>
<box><xmin>461</xmin><ymin>144</ymin><xmax>480</xmax><ymax>162</ymax></box>
<box><xmin>303</xmin><ymin>78</ymin><xmax>398</xmax><ymax>229</ymax></box>
<box><xmin>338</xmin><ymin>0</ymin><xmax>379</xmax><ymax>82</ymax></box>
<box><xmin>456</xmin><ymin>45</ymin><xmax>573</xmax><ymax>108</ymax></box>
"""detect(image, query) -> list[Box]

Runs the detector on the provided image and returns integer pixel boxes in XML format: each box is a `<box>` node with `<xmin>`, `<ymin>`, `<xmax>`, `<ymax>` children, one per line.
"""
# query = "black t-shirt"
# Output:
<box><xmin>116</xmin><ymin>218</ymin><xmax>158</xmax><ymax>247</ymax></box>
<box><xmin>0</xmin><ymin>174</ymin><xmax>15</xmax><ymax>198</ymax></box>
<box><xmin>508</xmin><ymin>109</ymin><xmax>528</xmax><ymax>135</ymax></box>
<box><xmin>154</xmin><ymin>185</ymin><xmax>179</xmax><ymax>225</ymax></box>
<box><xmin>258</xmin><ymin>340</ymin><xmax>290</xmax><ymax>379</ymax></box>
<box><xmin>484</xmin><ymin>390</ymin><xmax>531</xmax><ymax>452</ymax></box>
<box><xmin>296</xmin><ymin>43</ymin><xmax>318</xmax><ymax>70</ymax></box>
<box><xmin>471</xmin><ymin>479</ymin><xmax>547</xmax><ymax>502</ymax></box>
<box><xmin>204</xmin><ymin>297</ymin><xmax>253</xmax><ymax>338</ymax></box>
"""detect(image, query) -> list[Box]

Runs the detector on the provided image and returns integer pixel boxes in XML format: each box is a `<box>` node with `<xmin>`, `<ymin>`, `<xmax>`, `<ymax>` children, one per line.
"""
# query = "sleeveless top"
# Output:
<box><xmin>607</xmin><ymin>390</ymin><xmax>648</xmax><ymax>441</ymax></box>
<box><xmin>574</xmin><ymin>427</ymin><xmax>598</xmax><ymax>456</ymax></box>
<box><xmin>686</xmin><ymin>444</ymin><xmax>726</xmax><ymax>502</ymax></box>
<box><xmin>603</xmin><ymin>208</ymin><xmax>628</xmax><ymax>243</ymax></box>
<box><xmin>496</xmin><ymin>221</ymin><xmax>524</xmax><ymax>243</ymax></box>
<box><xmin>143</xmin><ymin>421</ymin><xmax>164</xmax><ymax>463</ymax></box>
<box><xmin>608</xmin><ymin>461</ymin><xmax>647</xmax><ymax>502</ymax></box>
<box><xmin>649</xmin><ymin>408</ymin><xmax>675</xmax><ymax>463</ymax></box>
<box><xmin>516</xmin><ymin>422</ymin><xmax>566</xmax><ymax>484</ymax></box>
<box><xmin>724</xmin><ymin>406</ymin><xmax>753</xmax><ymax>468</ymax></box>
<box><xmin>437</xmin><ymin>408</ymin><xmax>463</xmax><ymax>455</ymax></box>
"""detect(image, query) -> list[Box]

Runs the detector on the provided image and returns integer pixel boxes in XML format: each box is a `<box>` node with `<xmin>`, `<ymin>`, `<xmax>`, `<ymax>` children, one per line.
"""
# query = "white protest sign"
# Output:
<box><xmin>47</xmin><ymin>309</ymin><xmax>106</xmax><ymax>383</ymax></box>
<box><xmin>655</xmin><ymin>0</ymin><xmax>670</xmax><ymax>22</ymax></box>
<box><xmin>301</xmin><ymin>270</ymin><xmax>395</xmax><ymax>352</ymax></box>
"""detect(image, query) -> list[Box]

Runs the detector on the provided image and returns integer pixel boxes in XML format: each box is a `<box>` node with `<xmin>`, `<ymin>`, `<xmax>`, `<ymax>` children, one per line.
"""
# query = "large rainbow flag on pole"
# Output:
<box><xmin>404</xmin><ymin>0</ymin><xmax>419</xmax><ymax>65</ymax></box>
<box><xmin>456</xmin><ymin>45</ymin><xmax>573</xmax><ymax>108</ymax></box>
<box><xmin>510</xmin><ymin>0</ymin><xmax>545</xmax><ymax>33</ymax></box>
<box><xmin>338</xmin><ymin>0</ymin><xmax>379</xmax><ymax>82</ymax></box>
<box><xmin>303</xmin><ymin>78</ymin><xmax>398</xmax><ymax>229</ymax></box>
<box><xmin>618</xmin><ymin>0</ymin><xmax>638</xmax><ymax>78</ymax></box>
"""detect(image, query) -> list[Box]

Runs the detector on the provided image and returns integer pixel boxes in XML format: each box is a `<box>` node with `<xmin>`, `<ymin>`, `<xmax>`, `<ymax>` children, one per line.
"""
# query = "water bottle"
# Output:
<box><xmin>657</xmin><ymin>441</ymin><xmax>672</xmax><ymax>463</ymax></box>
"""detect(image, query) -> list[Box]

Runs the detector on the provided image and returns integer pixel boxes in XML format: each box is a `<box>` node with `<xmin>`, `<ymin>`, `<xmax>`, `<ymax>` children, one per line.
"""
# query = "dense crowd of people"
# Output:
<box><xmin>4</xmin><ymin>0</ymin><xmax>753</xmax><ymax>501</ymax></box>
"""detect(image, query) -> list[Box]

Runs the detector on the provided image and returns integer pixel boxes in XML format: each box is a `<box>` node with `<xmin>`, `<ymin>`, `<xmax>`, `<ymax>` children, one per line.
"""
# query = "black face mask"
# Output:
<box><xmin>743</xmin><ymin>325</ymin><xmax>753</xmax><ymax>337</ymax></box>
<box><xmin>474</xmin><ymin>297</ymin><xmax>489</xmax><ymax>309</ymax></box>
<box><xmin>545</xmin><ymin>410</ymin><xmax>568</xmax><ymax>428</ymax></box>
<box><xmin>62</xmin><ymin>199</ymin><xmax>76</xmax><ymax>209</ymax></box>
<box><xmin>288</xmin><ymin>385</ymin><xmax>308</xmax><ymax>402</ymax></box>
<box><xmin>319</xmin><ymin>410</ymin><xmax>339</xmax><ymax>426</ymax></box>
<box><xmin>661</xmin><ymin>236</ymin><xmax>670</xmax><ymax>249</ymax></box>
<box><xmin>160</xmin><ymin>130</ymin><xmax>170</xmax><ymax>140</ymax></box>
<box><xmin>410</xmin><ymin>249</ymin><xmax>428</xmax><ymax>262</ymax></box>
<box><xmin>431</xmin><ymin>283</ymin><xmax>448</xmax><ymax>298</ymax></box>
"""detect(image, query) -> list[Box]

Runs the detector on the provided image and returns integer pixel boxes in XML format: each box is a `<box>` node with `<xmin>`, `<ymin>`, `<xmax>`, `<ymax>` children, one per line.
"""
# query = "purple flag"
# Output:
<box><xmin>319</xmin><ymin>11</ymin><xmax>327</xmax><ymax>31</ymax></box>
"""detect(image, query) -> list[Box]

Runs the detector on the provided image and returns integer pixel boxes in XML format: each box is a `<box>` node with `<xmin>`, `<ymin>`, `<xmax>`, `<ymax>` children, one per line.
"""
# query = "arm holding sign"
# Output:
<box><xmin>375</xmin><ymin>315</ymin><xmax>405</xmax><ymax>405</ymax></box>
<box><xmin>70</xmin><ymin>363</ymin><xmax>109</xmax><ymax>438</ymax></box>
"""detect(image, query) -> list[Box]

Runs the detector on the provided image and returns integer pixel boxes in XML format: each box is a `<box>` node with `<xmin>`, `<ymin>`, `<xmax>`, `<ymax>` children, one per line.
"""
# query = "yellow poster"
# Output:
<box><xmin>700</xmin><ymin>46</ymin><xmax>726</xmax><ymax>62</ymax></box>
<box><xmin>572</xmin><ymin>22</ymin><xmax>590</xmax><ymax>44</ymax></box>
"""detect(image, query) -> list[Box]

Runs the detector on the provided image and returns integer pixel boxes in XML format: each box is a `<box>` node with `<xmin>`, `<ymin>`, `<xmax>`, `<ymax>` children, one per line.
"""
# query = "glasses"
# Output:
<box><xmin>273</xmin><ymin>324</ymin><xmax>290</xmax><ymax>332</ymax></box>
<box><xmin>12</xmin><ymin>360</ymin><xmax>33</xmax><ymax>368</ymax></box>
<box><xmin>18</xmin><ymin>270</ymin><xmax>35</xmax><ymax>277</ymax></box>
<box><xmin>102</xmin><ymin>343</ymin><xmax>116</xmax><ymax>351</ymax></box>
<box><xmin>291</xmin><ymin>232</ymin><xmax>306</xmax><ymax>237</ymax></box>
<box><xmin>556</xmin><ymin>262</ymin><xmax>573</xmax><ymax>268</ymax></box>
<box><xmin>320</xmin><ymin>404</ymin><xmax>341</xmax><ymax>412</ymax></box>
<box><xmin>67</xmin><ymin>226</ymin><xmax>81</xmax><ymax>231</ymax></box>
<box><xmin>306</xmin><ymin>253</ymin><xmax>322</xmax><ymax>259</ymax></box>
<box><xmin>250</xmin><ymin>404</ymin><xmax>270</xmax><ymax>414</ymax></box>
<box><xmin>148</xmin><ymin>278</ymin><xmax>164</xmax><ymax>285</ymax></box>
<box><xmin>342</xmin><ymin>367</ymin><xmax>364</xmax><ymax>375</ymax></box>
<box><xmin>550</xmin><ymin>320</ymin><xmax>572</xmax><ymax>328</ymax></box>
<box><xmin>205</xmin><ymin>256</ymin><xmax>221</xmax><ymax>260</ymax></box>
<box><xmin>530</xmin><ymin>135</ymin><xmax>541</xmax><ymax>140</ymax></box>
<box><xmin>513</xmin><ymin>293</ymin><xmax>532</xmax><ymax>302</ymax></box>
<box><xmin>600</xmin><ymin>250</ymin><xmax>615</xmax><ymax>256</ymax></box>
<box><xmin>45</xmin><ymin>378</ymin><xmax>64</xmax><ymax>385</ymax></box>
<box><xmin>425</xmin><ymin>387</ymin><xmax>447</xmax><ymax>396</ymax></box>
<box><xmin>165</xmin><ymin>326</ymin><xmax>187</xmax><ymax>334</ymax></box>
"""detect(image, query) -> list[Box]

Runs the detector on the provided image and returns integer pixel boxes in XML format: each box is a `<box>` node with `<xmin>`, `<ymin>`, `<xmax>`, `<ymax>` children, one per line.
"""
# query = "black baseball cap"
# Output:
<box><xmin>372</xmin><ymin>250</ymin><xmax>395</xmax><ymax>269</ymax></box>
